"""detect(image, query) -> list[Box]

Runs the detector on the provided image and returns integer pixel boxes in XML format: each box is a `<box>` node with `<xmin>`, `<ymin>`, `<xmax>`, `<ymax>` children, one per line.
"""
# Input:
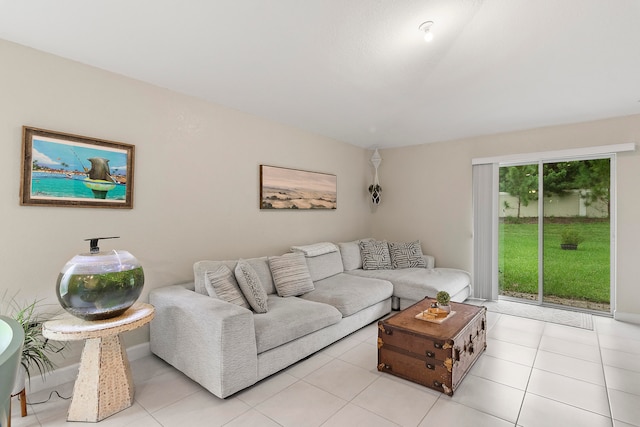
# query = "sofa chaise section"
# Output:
<box><xmin>337</xmin><ymin>239</ymin><xmax>472</xmax><ymax>310</ymax></box>
<box><xmin>347</xmin><ymin>267</ymin><xmax>471</xmax><ymax>309</ymax></box>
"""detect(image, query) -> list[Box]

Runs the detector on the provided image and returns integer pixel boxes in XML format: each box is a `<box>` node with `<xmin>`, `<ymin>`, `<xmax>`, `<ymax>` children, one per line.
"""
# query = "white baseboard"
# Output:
<box><xmin>25</xmin><ymin>342</ymin><xmax>151</xmax><ymax>394</ymax></box>
<box><xmin>613</xmin><ymin>310</ymin><xmax>640</xmax><ymax>325</ymax></box>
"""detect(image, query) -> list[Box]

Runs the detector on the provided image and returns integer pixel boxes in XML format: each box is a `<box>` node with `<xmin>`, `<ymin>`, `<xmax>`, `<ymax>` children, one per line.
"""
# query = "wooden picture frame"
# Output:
<box><xmin>20</xmin><ymin>126</ymin><xmax>135</xmax><ymax>208</ymax></box>
<box><xmin>260</xmin><ymin>165</ymin><xmax>336</xmax><ymax>210</ymax></box>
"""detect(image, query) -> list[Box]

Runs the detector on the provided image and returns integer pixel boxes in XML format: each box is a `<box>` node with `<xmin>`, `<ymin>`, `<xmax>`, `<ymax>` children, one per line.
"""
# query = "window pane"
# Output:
<box><xmin>498</xmin><ymin>165</ymin><xmax>539</xmax><ymax>301</ymax></box>
<box><xmin>542</xmin><ymin>160</ymin><xmax>610</xmax><ymax>312</ymax></box>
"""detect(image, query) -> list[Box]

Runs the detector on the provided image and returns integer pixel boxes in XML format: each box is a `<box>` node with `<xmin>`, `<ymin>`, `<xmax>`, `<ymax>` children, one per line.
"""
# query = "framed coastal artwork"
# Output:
<box><xmin>260</xmin><ymin>165</ymin><xmax>337</xmax><ymax>210</ymax></box>
<box><xmin>20</xmin><ymin>126</ymin><xmax>135</xmax><ymax>208</ymax></box>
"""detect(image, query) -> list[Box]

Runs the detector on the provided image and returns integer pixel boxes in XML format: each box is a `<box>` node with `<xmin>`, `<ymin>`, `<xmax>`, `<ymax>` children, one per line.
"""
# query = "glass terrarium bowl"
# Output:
<box><xmin>56</xmin><ymin>250</ymin><xmax>144</xmax><ymax>321</ymax></box>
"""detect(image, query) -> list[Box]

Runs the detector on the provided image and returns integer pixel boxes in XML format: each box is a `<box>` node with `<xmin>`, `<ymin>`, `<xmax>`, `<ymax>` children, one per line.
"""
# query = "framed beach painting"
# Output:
<box><xmin>260</xmin><ymin>165</ymin><xmax>337</xmax><ymax>210</ymax></box>
<box><xmin>20</xmin><ymin>126</ymin><xmax>135</xmax><ymax>208</ymax></box>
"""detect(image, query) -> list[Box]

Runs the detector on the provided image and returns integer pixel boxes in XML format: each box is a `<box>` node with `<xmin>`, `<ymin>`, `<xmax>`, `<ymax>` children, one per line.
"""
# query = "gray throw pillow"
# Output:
<box><xmin>204</xmin><ymin>265</ymin><xmax>250</xmax><ymax>309</ymax></box>
<box><xmin>235</xmin><ymin>259</ymin><xmax>268</xmax><ymax>313</ymax></box>
<box><xmin>359</xmin><ymin>240</ymin><xmax>392</xmax><ymax>270</ymax></box>
<box><xmin>269</xmin><ymin>252</ymin><xmax>315</xmax><ymax>297</ymax></box>
<box><xmin>389</xmin><ymin>240</ymin><xmax>428</xmax><ymax>269</ymax></box>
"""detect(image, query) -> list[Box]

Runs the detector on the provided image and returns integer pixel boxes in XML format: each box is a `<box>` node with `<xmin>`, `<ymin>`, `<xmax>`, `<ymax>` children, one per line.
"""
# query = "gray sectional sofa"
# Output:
<box><xmin>149</xmin><ymin>239</ymin><xmax>471</xmax><ymax>398</ymax></box>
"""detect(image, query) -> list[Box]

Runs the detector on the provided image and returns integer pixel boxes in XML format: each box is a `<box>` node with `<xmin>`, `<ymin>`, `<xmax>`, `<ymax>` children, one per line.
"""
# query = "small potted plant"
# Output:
<box><xmin>560</xmin><ymin>228</ymin><xmax>584</xmax><ymax>250</ymax></box>
<box><xmin>1</xmin><ymin>293</ymin><xmax>66</xmax><ymax>397</ymax></box>
<box><xmin>436</xmin><ymin>291</ymin><xmax>451</xmax><ymax>313</ymax></box>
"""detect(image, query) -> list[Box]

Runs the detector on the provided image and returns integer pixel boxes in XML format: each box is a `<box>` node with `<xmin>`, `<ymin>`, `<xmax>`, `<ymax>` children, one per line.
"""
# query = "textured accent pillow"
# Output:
<box><xmin>204</xmin><ymin>265</ymin><xmax>250</xmax><ymax>308</ymax></box>
<box><xmin>359</xmin><ymin>240</ymin><xmax>392</xmax><ymax>270</ymax></box>
<box><xmin>389</xmin><ymin>240</ymin><xmax>428</xmax><ymax>269</ymax></box>
<box><xmin>235</xmin><ymin>259</ymin><xmax>268</xmax><ymax>313</ymax></box>
<box><xmin>269</xmin><ymin>252</ymin><xmax>315</xmax><ymax>297</ymax></box>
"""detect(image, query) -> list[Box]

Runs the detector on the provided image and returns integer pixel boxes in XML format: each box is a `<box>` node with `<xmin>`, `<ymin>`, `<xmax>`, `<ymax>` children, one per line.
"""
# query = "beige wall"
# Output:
<box><xmin>0</xmin><ymin>39</ymin><xmax>373</xmax><ymax>365</ymax></box>
<box><xmin>373</xmin><ymin>115</ymin><xmax>640</xmax><ymax>320</ymax></box>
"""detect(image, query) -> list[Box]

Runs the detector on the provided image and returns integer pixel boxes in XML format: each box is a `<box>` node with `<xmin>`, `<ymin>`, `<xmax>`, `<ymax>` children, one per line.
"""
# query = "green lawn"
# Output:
<box><xmin>498</xmin><ymin>220</ymin><xmax>610</xmax><ymax>304</ymax></box>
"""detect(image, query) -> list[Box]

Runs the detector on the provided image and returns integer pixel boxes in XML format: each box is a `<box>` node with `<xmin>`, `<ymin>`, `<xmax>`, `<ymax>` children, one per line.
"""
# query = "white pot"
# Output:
<box><xmin>438</xmin><ymin>303</ymin><xmax>451</xmax><ymax>313</ymax></box>
<box><xmin>12</xmin><ymin>365</ymin><xmax>26</xmax><ymax>395</ymax></box>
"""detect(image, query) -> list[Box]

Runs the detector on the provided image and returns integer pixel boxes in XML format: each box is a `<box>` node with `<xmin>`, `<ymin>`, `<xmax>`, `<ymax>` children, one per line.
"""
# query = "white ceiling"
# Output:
<box><xmin>1</xmin><ymin>0</ymin><xmax>639</xmax><ymax>149</ymax></box>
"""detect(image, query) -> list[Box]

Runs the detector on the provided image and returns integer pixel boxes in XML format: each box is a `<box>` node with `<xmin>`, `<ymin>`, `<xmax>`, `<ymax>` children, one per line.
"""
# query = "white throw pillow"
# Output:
<box><xmin>235</xmin><ymin>259</ymin><xmax>268</xmax><ymax>313</ymax></box>
<box><xmin>204</xmin><ymin>265</ymin><xmax>250</xmax><ymax>308</ymax></box>
<box><xmin>269</xmin><ymin>252</ymin><xmax>315</xmax><ymax>297</ymax></box>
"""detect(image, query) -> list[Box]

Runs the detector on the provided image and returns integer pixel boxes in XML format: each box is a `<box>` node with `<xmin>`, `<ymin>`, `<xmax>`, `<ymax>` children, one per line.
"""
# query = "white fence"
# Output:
<box><xmin>499</xmin><ymin>190</ymin><xmax>608</xmax><ymax>218</ymax></box>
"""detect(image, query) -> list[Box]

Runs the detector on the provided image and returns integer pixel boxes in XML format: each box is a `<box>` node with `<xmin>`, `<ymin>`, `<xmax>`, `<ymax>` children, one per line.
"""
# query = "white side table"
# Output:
<box><xmin>43</xmin><ymin>302</ymin><xmax>155</xmax><ymax>422</ymax></box>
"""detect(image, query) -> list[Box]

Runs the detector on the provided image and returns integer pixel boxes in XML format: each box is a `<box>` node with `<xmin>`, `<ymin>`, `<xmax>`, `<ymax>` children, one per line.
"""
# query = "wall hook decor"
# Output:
<box><xmin>369</xmin><ymin>149</ymin><xmax>382</xmax><ymax>205</ymax></box>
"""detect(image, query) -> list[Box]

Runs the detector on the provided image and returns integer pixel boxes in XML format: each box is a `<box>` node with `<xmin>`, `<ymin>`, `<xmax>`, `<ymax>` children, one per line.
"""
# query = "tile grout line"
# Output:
<box><xmin>595</xmin><ymin>318</ymin><xmax>616</xmax><ymax>425</ymax></box>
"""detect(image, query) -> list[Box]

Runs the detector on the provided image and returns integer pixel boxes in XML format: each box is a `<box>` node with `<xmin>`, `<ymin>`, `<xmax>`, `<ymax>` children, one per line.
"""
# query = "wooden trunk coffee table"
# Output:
<box><xmin>377</xmin><ymin>298</ymin><xmax>486</xmax><ymax>396</ymax></box>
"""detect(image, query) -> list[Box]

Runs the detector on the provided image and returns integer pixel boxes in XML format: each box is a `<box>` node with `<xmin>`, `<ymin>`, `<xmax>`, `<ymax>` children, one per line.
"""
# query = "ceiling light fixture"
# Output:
<box><xmin>419</xmin><ymin>21</ymin><xmax>434</xmax><ymax>42</ymax></box>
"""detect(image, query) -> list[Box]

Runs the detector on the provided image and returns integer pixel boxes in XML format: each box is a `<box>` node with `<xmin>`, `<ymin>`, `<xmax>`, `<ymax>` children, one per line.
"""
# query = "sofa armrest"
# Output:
<box><xmin>149</xmin><ymin>283</ymin><xmax>258</xmax><ymax>398</ymax></box>
<box><xmin>423</xmin><ymin>255</ymin><xmax>435</xmax><ymax>269</ymax></box>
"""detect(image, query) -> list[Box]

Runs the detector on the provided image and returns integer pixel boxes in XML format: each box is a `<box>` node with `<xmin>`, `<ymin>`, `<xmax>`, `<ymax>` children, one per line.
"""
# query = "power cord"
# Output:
<box><xmin>26</xmin><ymin>390</ymin><xmax>72</xmax><ymax>405</ymax></box>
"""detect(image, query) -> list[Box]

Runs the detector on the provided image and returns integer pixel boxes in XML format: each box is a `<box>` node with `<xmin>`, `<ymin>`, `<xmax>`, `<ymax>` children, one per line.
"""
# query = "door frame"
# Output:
<box><xmin>498</xmin><ymin>155</ymin><xmax>615</xmax><ymax>315</ymax></box>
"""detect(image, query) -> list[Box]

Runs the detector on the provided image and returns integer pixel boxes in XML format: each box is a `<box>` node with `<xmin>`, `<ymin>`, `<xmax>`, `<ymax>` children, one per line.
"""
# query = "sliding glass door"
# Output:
<box><xmin>498</xmin><ymin>165</ymin><xmax>539</xmax><ymax>302</ymax></box>
<box><xmin>498</xmin><ymin>158</ymin><xmax>611</xmax><ymax>313</ymax></box>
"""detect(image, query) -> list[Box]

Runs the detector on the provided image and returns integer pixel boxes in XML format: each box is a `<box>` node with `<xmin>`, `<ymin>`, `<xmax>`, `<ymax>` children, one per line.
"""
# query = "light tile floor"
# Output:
<box><xmin>10</xmin><ymin>312</ymin><xmax>640</xmax><ymax>427</ymax></box>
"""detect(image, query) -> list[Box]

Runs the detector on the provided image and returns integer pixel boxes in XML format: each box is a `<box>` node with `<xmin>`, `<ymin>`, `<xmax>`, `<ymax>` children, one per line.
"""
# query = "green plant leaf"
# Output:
<box><xmin>1</xmin><ymin>291</ymin><xmax>67</xmax><ymax>383</ymax></box>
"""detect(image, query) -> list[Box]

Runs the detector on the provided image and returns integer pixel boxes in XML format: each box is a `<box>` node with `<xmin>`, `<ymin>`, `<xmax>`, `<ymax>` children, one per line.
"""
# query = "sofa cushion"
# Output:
<box><xmin>253</xmin><ymin>295</ymin><xmax>342</xmax><ymax>353</ymax></box>
<box><xmin>300</xmin><ymin>273</ymin><xmax>393</xmax><ymax>317</ymax></box>
<box><xmin>347</xmin><ymin>267</ymin><xmax>471</xmax><ymax>303</ymax></box>
<box><xmin>204</xmin><ymin>265</ymin><xmax>250</xmax><ymax>309</ymax></box>
<box><xmin>388</xmin><ymin>240</ymin><xmax>428</xmax><ymax>269</ymax></box>
<box><xmin>304</xmin><ymin>250</ymin><xmax>344</xmax><ymax>282</ymax></box>
<box><xmin>359</xmin><ymin>240</ymin><xmax>392</xmax><ymax>270</ymax></box>
<box><xmin>269</xmin><ymin>253</ymin><xmax>314</xmax><ymax>297</ymax></box>
<box><xmin>235</xmin><ymin>259</ymin><xmax>269</xmax><ymax>313</ymax></box>
<box><xmin>194</xmin><ymin>260</ymin><xmax>221</xmax><ymax>295</ymax></box>
<box><xmin>338</xmin><ymin>238</ymin><xmax>373</xmax><ymax>271</ymax></box>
